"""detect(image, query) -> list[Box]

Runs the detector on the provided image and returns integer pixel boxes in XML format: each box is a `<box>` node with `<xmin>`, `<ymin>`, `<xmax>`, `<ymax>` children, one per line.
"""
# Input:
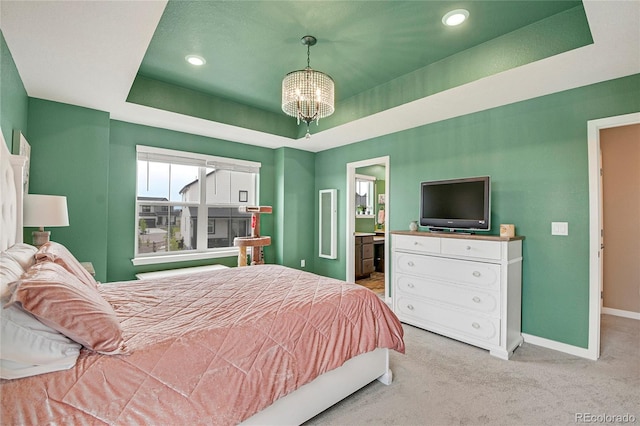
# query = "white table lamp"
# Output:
<box><xmin>23</xmin><ymin>194</ymin><xmax>69</xmax><ymax>246</ymax></box>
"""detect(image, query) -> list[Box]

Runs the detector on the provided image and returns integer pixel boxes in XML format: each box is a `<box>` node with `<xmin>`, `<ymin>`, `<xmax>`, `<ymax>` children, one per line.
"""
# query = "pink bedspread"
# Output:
<box><xmin>1</xmin><ymin>265</ymin><xmax>404</xmax><ymax>425</ymax></box>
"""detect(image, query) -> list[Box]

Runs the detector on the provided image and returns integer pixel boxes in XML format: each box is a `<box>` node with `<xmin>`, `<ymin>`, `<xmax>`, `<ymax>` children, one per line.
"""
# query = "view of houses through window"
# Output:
<box><xmin>135</xmin><ymin>146</ymin><xmax>260</xmax><ymax>258</ymax></box>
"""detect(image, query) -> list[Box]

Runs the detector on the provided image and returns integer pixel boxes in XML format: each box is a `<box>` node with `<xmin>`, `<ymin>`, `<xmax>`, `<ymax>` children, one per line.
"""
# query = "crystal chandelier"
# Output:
<box><xmin>282</xmin><ymin>35</ymin><xmax>335</xmax><ymax>139</ymax></box>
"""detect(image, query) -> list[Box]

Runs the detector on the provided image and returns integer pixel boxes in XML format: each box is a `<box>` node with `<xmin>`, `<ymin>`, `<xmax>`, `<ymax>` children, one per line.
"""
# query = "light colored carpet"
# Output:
<box><xmin>305</xmin><ymin>314</ymin><xmax>639</xmax><ymax>425</ymax></box>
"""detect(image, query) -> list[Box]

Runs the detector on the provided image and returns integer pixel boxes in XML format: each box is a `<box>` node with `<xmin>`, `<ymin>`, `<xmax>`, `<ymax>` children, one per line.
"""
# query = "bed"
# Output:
<box><xmin>0</xmin><ymin>134</ymin><xmax>405</xmax><ymax>425</ymax></box>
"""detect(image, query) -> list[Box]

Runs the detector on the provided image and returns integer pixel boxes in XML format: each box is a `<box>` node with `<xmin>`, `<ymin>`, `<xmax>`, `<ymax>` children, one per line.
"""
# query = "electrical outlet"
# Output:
<box><xmin>551</xmin><ymin>222</ymin><xmax>569</xmax><ymax>236</ymax></box>
<box><xmin>301</xmin><ymin>259</ymin><xmax>306</xmax><ymax>268</ymax></box>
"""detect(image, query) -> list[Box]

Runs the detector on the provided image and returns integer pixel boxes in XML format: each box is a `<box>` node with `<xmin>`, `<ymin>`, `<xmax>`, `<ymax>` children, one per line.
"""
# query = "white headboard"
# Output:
<box><xmin>0</xmin><ymin>131</ymin><xmax>26</xmax><ymax>252</ymax></box>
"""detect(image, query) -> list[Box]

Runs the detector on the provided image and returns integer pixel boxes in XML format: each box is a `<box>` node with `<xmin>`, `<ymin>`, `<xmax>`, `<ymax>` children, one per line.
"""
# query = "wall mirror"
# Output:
<box><xmin>319</xmin><ymin>189</ymin><xmax>337</xmax><ymax>259</ymax></box>
<box><xmin>12</xmin><ymin>130</ymin><xmax>30</xmax><ymax>193</ymax></box>
<box><xmin>355</xmin><ymin>174</ymin><xmax>375</xmax><ymax>217</ymax></box>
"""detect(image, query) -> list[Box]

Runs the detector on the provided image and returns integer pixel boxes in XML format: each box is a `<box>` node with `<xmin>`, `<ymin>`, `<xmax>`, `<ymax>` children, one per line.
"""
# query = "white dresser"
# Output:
<box><xmin>392</xmin><ymin>231</ymin><xmax>524</xmax><ymax>359</ymax></box>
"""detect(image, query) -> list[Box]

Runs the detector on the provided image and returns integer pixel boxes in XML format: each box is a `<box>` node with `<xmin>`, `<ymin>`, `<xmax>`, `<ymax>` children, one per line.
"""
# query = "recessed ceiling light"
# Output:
<box><xmin>442</xmin><ymin>9</ymin><xmax>469</xmax><ymax>26</ymax></box>
<box><xmin>185</xmin><ymin>55</ymin><xmax>206</xmax><ymax>66</ymax></box>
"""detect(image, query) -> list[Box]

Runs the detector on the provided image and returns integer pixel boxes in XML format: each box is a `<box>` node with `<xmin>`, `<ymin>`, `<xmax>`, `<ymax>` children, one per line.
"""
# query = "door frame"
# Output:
<box><xmin>586</xmin><ymin>112</ymin><xmax>640</xmax><ymax>360</ymax></box>
<box><xmin>346</xmin><ymin>156</ymin><xmax>390</xmax><ymax>303</ymax></box>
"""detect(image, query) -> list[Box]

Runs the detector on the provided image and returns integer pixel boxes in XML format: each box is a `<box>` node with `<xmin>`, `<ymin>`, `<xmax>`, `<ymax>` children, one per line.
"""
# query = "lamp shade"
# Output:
<box><xmin>282</xmin><ymin>67</ymin><xmax>335</xmax><ymax>123</ymax></box>
<box><xmin>23</xmin><ymin>194</ymin><xmax>69</xmax><ymax>228</ymax></box>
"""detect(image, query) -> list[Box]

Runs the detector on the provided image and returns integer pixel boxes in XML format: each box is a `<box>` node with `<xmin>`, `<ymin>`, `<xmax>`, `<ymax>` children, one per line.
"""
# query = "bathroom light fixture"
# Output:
<box><xmin>282</xmin><ymin>35</ymin><xmax>335</xmax><ymax>139</ymax></box>
<box><xmin>185</xmin><ymin>55</ymin><xmax>206</xmax><ymax>66</ymax></box>
<box><xmin>442</xmin><ymin>9</ymin><xmax>469</xmax><ymax>26</ymax></box>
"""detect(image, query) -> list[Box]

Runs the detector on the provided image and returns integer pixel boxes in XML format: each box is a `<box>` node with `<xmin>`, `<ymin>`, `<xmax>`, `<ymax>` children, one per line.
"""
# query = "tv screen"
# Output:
<box><xmin>420</xmin><ymin>176</ymin><xmax>490</xmax><ymax>231</ymax></box>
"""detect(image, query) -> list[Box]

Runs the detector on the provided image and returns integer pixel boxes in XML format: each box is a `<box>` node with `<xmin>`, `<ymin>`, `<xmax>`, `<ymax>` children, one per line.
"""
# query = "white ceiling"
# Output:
<box><xmin>1</xmin><ymin>0</ymin><xmax>639</xmax><ymax>153</ymax></box>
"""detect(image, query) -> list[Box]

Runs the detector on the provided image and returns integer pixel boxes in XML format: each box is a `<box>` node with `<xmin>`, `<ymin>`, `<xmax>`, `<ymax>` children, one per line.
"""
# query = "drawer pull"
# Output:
<box><xmin>472</xmin><ymin>271</ymin><xmax>481</xmax><ymax>277</ymax></box>
<box><xmin>407</xmin><ymin>283</ymin><xmax>415</xmax><ymax>289</ymax></box>
<box><xmin>472</xmin><ymin>296</ymin><xmax>481</xmax><ymax>303</ymax></box>
<box><xmin>407</xmin><ymin>304</ymin><xmax>415</xmax><ymax>311</ymax></box>
<box><xmin>472</xmin><ymin>322</ymin><xmax>480</xmax><ymax>329</ymax></box>
<box><xmin>466</xmin><ymin>245</ymin><xmax>472</xmax><ymax>250</ymax></box>
<box><xmin>414</xmin><ymin>241</ymin><xmax>420</xmax><ymax>245</ymax></box>
<box><xmin>407</xmin><ymin>261</ymin><xmax>415</xmax><ymax>267</ymax></box>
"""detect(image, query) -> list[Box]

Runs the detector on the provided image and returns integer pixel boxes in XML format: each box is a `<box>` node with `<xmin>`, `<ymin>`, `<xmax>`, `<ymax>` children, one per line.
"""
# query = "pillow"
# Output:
<box><xmin>1</xmin><ymin>358</ymin><xmax>79</xmax><ymax>380</ymax></box>
<box><xmin>4</xmin><ymin>243</ymin><xmax>37</xmax><ymax>270</ymax></box>
<box><xmin>36</xmin><ymin>241</ymin><xmax>99</xmax><ymax>290</ymax></box>
<box><xmin>0</xmin><ymin>302</ymin><xmax>81</xmax><ymax>379</ymax></box>
<box><xmin>0</xmin><ymin>243</ymin><xmax>37</xmax><ymax>298</ymax></box>
<box><xmin>8</xmin><ymin>262</ymin><xmax>125</xmax><ymax>355</ymax></box>
<box><xmin>0</xmin><ymin>253</ymin><xmax>25</xmax><ymax>299</ymax></box>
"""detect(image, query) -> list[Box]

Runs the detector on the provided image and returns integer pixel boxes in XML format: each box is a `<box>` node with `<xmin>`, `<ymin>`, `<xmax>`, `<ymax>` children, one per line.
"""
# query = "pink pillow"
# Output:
<box><xmin>36</xmin><ymin>241</ymin><xmax>99</xmax><ymax>290</ymax></box>
<box><xmin>8</xmin><ymin>262</ymin><xmax>125</xmax><ymax>355</ymax></box>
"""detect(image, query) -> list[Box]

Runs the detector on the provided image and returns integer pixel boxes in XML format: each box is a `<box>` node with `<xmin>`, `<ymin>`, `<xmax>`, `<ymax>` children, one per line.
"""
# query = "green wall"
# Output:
<box><xmin>26</xmin><ymin>99</ymin><xmax>111</xmax><ymax>282</ymax></box>
<box><xmin>273</xmin><ymin>147</ymin><xmax>315</xmax><ymax>270</ymax></box>
<box><xmin>314</xmin><ymin>74</ymin><xmax>640</xmax><ymax>348</ymax></box>
<box><xmin>107</xmin><ymin>120</ymin><xmax>277</xmax><ymax>282</ymax></box>
<box><xmin>1</xmin><ymin>31</ymin><xmax>28</xmax><ymax>149</ymax></box>
<box><xmin>273</xmin><ymin>149</ymin><xmax>286</xmax><ymax>264</ymax></box>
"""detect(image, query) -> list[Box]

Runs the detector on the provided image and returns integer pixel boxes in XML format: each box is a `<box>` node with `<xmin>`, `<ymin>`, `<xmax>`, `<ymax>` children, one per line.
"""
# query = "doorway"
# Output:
<box><xmin>587</xmin><ymin>112</ymin><xmax>640</xmax><ymax>360</ymax></box>
<box><xmin>600</xmin><ymin>124</ymin><xmax>640</xmax><ymax>319</ymax></box>
<box><xmin>346</xmin><ymin>156</ymin><xmax>390</xmax><ymax>303</ymax></box>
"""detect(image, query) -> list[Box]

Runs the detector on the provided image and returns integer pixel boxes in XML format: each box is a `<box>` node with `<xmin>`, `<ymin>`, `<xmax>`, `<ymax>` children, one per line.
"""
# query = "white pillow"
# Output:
<box><xmin>0</xmin><ymin>253</ymin><xmax>24</xmax><ymax>299</ymax></box>
<box><xmin>1</xmin><ymin>357</ymin><xmax>80</xmax><ymax>380</ymax></box>
<box><xmin>0</xmin><ymin>301</ymin><xmax>81</xmax><ymax>380</ymax></box>
<box><xmin>4</xmin><ymin>243</ymin><xmax>37</xmax><ymax>270</ymax></box>
<box><xmin>0</xmin><ymin>244</ymin><xmax>37</xmax><ymax>299</ymax></box>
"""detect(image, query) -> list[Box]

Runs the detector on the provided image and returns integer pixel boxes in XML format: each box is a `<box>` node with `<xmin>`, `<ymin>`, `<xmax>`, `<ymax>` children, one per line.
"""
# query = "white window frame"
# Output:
<box><xmin>132</xmin><ymin>145</ymin><xmax>261</xmax><ymax>266</ymax></box>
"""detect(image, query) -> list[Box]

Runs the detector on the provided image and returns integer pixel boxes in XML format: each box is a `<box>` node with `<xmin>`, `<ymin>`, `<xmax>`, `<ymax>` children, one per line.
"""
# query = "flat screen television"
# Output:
<box><xmin>420</xmin><ymin>176</ymin><xmax>491</xmax><ymax>232</ymax></box>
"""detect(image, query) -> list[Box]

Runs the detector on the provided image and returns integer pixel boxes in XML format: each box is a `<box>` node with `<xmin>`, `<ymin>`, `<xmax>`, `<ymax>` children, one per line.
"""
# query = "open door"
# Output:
<box><xmin>346</xmin><ymin>156</ymin><xmax>390</xmax><ymax>303</ymax></box>
<box><xmin>587</xmin><ymin>112</ymin><xmax>640</xmax><ymax>360</ymax></box>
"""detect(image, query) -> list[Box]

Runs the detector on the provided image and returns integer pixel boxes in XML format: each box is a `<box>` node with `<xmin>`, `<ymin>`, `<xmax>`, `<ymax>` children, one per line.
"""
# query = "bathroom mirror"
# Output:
<box><xmin>355</xmin><ymin>174</ymin><xmax>375</xmax><ymax>217</ymax></box>
<box><xmin>319</xmin><ymin>189</ymin><xmax>337</xmax><ymax>259</ymax></box>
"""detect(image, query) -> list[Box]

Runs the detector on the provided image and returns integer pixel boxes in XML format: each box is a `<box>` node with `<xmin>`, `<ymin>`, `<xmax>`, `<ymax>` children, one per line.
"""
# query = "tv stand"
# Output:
<box><xmin>391</xmin><ymin>231</ymin><xmax>524</xmax><ymax>360</ymax></box>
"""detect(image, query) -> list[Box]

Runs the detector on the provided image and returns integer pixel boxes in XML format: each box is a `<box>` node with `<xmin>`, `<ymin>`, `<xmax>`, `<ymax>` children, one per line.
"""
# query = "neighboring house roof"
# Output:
<box><xmin>179</xmin><ymin>170</ymin><xmax>216</xmax><ymax>195</ymax></box>
<box><xmin>137</xmin><ymin>196</ymin><xmax>169</xmax><ymax>202</ymax></box>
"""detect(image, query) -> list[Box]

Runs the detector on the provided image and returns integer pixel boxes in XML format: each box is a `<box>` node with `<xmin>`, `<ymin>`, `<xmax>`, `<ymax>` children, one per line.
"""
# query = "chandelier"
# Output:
<box><xmin>282</xmin><ymin>35</ymin><xmax>335</xmax><ymax>139</ymax></box>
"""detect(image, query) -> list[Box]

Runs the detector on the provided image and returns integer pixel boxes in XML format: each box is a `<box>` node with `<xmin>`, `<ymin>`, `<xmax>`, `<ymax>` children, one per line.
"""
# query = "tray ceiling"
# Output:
<box><xmin>1</xmin><ymin>1</ymin><xmax>638</xmax><ymax>152</ymax></box>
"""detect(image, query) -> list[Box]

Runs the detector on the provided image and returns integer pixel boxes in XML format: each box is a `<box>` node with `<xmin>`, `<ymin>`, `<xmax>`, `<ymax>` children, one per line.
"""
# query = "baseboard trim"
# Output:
<box><xmin>602</xmin><ymin>307</ymin><xmax>640</xmax><ymax>320</ymax></box>
<box><xmin>522</xmin><ymin>333</ymin><xmax>596</xmax><ymax>360</ymax></box>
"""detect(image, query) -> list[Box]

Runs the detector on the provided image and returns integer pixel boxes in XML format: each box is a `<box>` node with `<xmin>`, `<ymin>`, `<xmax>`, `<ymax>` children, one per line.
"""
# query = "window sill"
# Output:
<box><xmin>132</xmin><ymin>248</ymin><xmax>239</xmax><ymax>266</ymax></box>
<box><xmin>356</xmin><ymin>214</ymin><xmax>374</xmax><ymax>219</ymax></box>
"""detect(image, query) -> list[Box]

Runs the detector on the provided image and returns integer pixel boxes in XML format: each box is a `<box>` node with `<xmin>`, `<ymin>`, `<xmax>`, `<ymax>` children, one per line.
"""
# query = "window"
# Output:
<box><xmin>135</xmin><ymin>146</ymin><xmax>260</xmax><ymax>264</ymax></box>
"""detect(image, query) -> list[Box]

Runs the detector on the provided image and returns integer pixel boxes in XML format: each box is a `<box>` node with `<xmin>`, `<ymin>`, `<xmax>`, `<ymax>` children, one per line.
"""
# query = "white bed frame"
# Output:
<box><xmin>0</xmin><ymin>130</ymin><xmax>393</xmax><ymax>425</ymax></box>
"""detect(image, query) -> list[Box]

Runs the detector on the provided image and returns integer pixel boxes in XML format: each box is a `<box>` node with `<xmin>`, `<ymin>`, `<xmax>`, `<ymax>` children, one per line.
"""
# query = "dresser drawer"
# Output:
<box><xmin>441</xmin><ymin>238</ymin><xmax>501</xmax><ymax>260</ymax></box>
<box><xmin>396</xmin><ymin>296</ymin><xmax>500</xmax><ymax>345</ymax></box>
<box><xmin>362</xmin><ymin>258</ymin><xmax>375</xmax><ymax>275</ymax></box>
<box><xmin>394</xmin><ymin>253</ymin><xmax>500</xmax><ymax>291</ymax></box>
<box><xmin>356</xmin><ymin>235</ymin><xmax>374</xmax><ymax>245</ymax></box>
<box><xmin>362</xmin><ymin>243</ymin><xmax>374</xmax><ymax>259</ymax></box>
<box><xmin>393</xmin><ymin>234</ymin><xmax>440</xmax><ymax>255</ymax></box>
<box><xmin>395</xmin><ymin>274</ymin><xmax>500</xmax><ymax>316</ymax></box>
